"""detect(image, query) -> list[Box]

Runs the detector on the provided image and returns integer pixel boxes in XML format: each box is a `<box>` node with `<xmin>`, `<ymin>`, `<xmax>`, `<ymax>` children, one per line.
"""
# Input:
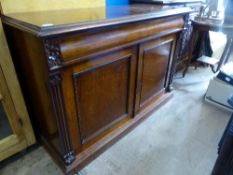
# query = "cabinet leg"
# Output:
<box><xmin>166</xmin><ymin>85</ymin><xmax>173</xmax><ymax>92</ymax></box>
<box><xmin>73</xmin><ymin>172</ymin><xmax>81</xmax><ymax>175</ymax></box>
<box><xmin>73</xmin><ymin>169</ymin><xmax>86</xmax><ymax>175</ymax></box>
<box><xmin>183</xmin><ymin>26</ymin><xmax>196</xmax><ymax>77</ymax></box>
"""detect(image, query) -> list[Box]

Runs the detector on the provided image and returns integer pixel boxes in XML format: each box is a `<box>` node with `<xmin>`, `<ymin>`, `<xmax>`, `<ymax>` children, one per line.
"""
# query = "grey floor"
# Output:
<box><xmin>0</xmin><ymin>67</ymin><xmax>231</xmax><ymax>175</ymax></box>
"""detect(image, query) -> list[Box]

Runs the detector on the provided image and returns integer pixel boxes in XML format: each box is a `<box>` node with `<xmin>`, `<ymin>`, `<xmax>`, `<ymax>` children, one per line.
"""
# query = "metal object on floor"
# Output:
<box><xmin>205</xmin><ymin>77</ymin><xmax>233</xmax><ymax>112</ymax></box>
<box><xmin>205</xmin><ymin>62</ymin><xmax>233</xmax><ymax>111</ymax></box>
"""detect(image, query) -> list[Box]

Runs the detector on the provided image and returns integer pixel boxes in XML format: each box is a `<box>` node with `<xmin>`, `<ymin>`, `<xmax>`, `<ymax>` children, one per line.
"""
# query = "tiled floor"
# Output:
<box><xmin>0</xmin><ymin>67</ymin><xmax>231</xmax><ymax>175</ymax></box>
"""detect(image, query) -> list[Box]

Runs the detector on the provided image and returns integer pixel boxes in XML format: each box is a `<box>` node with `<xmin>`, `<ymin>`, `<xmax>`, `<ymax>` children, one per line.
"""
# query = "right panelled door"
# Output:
<box><xmin>135</xmin><ymin>34</ymin><xmax>176</xmax><ymax>113</ymax></box>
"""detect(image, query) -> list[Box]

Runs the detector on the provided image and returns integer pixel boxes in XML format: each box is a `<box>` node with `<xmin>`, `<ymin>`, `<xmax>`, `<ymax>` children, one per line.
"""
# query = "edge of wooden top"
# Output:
<box><xmin>0</xmin><ymin>7</ymin><xmax>192</xmax><ymax>37</ymax></box>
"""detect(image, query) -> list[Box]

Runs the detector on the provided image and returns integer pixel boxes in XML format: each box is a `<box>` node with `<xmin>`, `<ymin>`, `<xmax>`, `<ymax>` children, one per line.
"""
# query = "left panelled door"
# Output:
<box><xmin>61</xmin><ymin>46</ymin><xmax>138</xmax><ymax>151</ymax></box>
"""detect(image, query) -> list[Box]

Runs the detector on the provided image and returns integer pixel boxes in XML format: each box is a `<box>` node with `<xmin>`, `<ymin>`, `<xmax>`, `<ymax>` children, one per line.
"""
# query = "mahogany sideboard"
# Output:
<box><xmin>1</xmin><ymin>5</ymin><xmax>191</xmax><ymax>174</ymax></box>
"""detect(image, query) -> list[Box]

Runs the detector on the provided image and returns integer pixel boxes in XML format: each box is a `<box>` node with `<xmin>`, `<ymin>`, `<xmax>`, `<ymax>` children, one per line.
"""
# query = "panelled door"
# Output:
<box><xmin>61</xmin><ymin>46</ymin><xmax>137</xmax><ymax>151</ymax></box>
<box><xmin>135</xmin><ymin>34</ymin><xmax>176</xmax><ymax>113</ymax></box>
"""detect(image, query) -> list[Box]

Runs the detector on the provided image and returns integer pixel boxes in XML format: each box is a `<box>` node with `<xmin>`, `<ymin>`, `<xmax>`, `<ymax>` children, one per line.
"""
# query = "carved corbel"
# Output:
<box><xmin>44</xmin><ymin>39</ymin><xmax>62</xmax><ymax>70</ymax></box>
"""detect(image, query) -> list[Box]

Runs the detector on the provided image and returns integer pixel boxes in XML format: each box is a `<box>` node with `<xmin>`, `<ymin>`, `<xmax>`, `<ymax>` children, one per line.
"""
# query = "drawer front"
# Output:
<box><xmin>59</xmin><ymin>16</ymin><xmax>184</xmax><ymax>62</ymax></box>
<box><xmin>60</xmin><ymin>47</ymin><xmax>137</xmax><ymax>151</ymax></box>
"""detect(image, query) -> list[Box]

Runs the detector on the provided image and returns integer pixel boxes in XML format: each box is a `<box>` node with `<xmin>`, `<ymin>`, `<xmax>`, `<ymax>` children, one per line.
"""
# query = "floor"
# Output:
<box><xmin>0</xmin><ymin>67</ymin><xmax>231</xmax><ymax>175</ymax></box>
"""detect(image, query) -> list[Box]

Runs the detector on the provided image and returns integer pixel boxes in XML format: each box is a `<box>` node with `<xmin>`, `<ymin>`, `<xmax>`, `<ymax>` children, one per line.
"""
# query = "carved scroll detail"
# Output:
<box><xmin>179</xmin><ymin>14</ymin><xmax>192</xmax><ymax>59</ymax></box>
<box><xmin>64</xmin><ymin>151</ymin><xmax>75</xmax><ymax>165</ymax></box>
<box><xmin>44</xmin><ymin>39</ymin><xmax>62</xmax><ymax>70</ymax></box>
<box><xmin>167</xmin><ymin>15</ymin><xmax>189</xmax><ymax>91</ymax></box>
<box><xmin>49</xmin><ymin>73</ymin><xmax>75</xmax><ymax>165</ymax></box>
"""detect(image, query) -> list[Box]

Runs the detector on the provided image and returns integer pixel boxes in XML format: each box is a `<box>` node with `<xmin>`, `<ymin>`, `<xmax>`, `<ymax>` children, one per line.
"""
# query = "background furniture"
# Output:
<box><xmin>183</xmin><ymin>18</ymin><xmax>233</xmax><ymax>77</ymax></box>
<box><xmin>1</xmin><ymin>5</ymin><xmax>190</xmax><ymax>174</ymax></box>
<box><xmin>0</xmin><ymin>19</ymin><xmax>35</xmax><ymax>161</ymax></box>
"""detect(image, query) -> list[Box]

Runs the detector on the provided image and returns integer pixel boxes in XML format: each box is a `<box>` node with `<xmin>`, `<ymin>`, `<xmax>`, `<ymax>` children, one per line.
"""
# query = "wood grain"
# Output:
<box><xmin>2</xmin><ymin>5</ymin><xmax>189</xmax><ymax>174</ymax></box>
<box><xmin>0</xmin><ymin>5</ymin><xmax>191</xmax><ymax>37</ymax></box>
<box><xmin>141</xmin><ymin>37</ymin><xmax>174</xmax><ymax>107</ymax></box>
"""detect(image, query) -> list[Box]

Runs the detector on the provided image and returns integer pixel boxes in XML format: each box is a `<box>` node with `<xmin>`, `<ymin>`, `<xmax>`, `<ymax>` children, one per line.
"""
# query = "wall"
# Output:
<box><xmin>106</xmin><ymin>0</ymin><xmax>129</xmax><ymax>5</ymax></box>
<box><xmin>0</xmin><ymin>0</ymin><xmax>105</xmax><ymax>14</ymax></box>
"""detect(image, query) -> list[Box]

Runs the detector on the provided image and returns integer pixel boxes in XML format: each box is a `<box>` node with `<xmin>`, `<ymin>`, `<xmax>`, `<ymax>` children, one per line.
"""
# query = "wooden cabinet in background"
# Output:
<box><xmin>0</xmin><ymin>21</ymin><xmax>35</xmax><ymax>161</ymax></box>
<box><xmin>1</xmin><ymin>5</ymin><xmax>190</xmax><ymax>174</ymax></box>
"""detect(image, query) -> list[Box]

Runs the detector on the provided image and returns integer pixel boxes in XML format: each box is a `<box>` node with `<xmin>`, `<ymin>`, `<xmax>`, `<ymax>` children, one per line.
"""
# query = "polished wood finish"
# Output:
<box><xmin>59</xmin><ymin>17</ymin><xmax>183</xmax><ymax>62</ymax></box>
<box><xmin>1</xmin><ymin>5</ymin><xmax>190</xmax><ymax>174</ymax></box>
<box><xmin>71</xmin><ymin>48</ymin><xmax>137</xmax><ymax>144</ymax></box>
<box><xmin>1</xmin><ymin>5</ymin><xmax>190</xmax><ymax>37</ymax></box>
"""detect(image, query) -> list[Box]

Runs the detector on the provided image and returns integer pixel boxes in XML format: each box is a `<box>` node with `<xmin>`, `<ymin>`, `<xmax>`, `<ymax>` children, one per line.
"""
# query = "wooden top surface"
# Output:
<box><xmin>1</xmin><ymin>4</ymin><xmax>191</xmax><ymax>37</ymax></box>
